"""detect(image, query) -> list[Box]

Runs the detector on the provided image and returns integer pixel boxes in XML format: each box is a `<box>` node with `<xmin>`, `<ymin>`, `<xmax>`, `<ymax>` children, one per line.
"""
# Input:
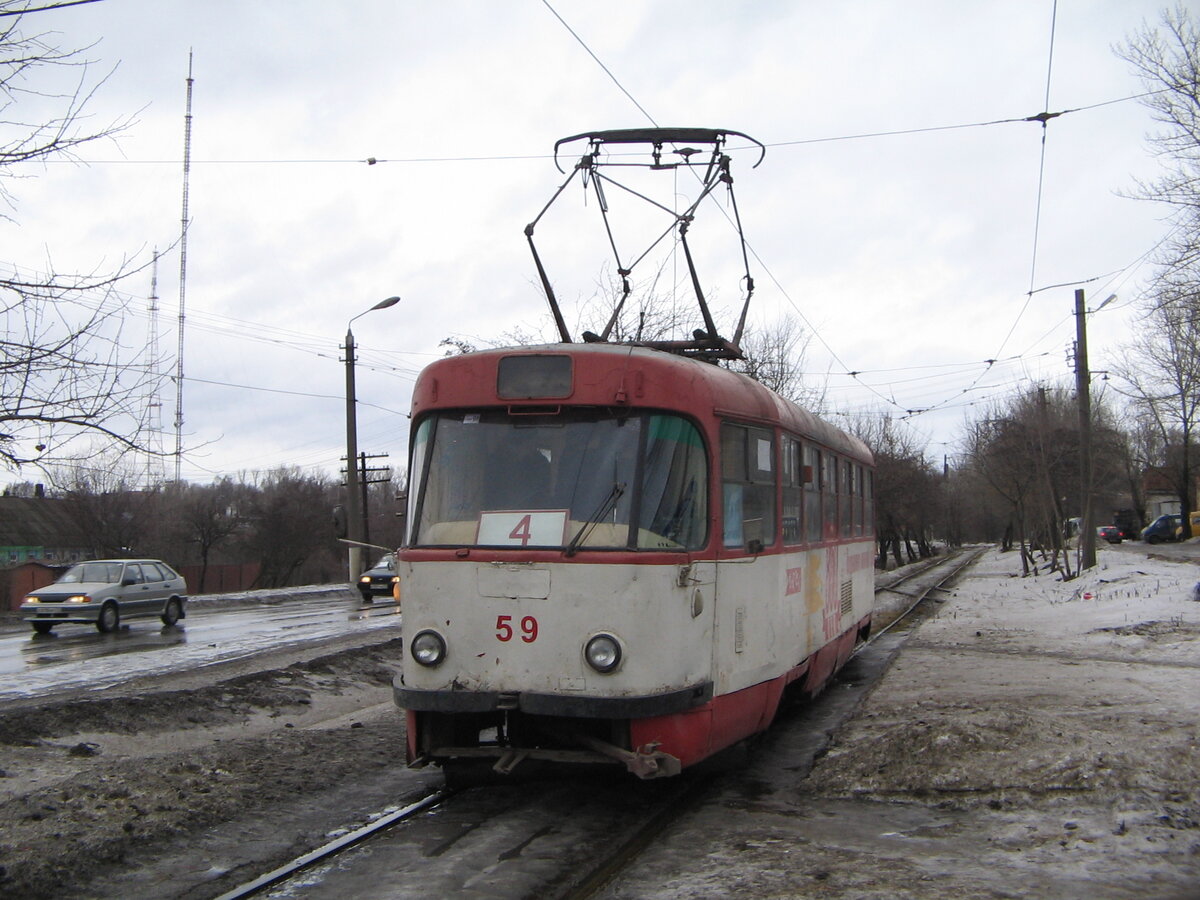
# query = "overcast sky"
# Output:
<box><xmin>4</xmin><ymin>0</ymin><xmax>1176</xmax><ymax>485</ymax></box>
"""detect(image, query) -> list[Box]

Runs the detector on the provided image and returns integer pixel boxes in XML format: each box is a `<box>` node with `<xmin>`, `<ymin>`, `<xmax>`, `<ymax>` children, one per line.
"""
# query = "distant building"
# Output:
<box><xmin>1141</xmin><ymin>466</ymin><xmax>1189</xmax><ymax>520</ymax></box>
<box><xmin>0</xmin><ymin>493</ymin><xmax>94</xmax><ymax>565</ymax></box>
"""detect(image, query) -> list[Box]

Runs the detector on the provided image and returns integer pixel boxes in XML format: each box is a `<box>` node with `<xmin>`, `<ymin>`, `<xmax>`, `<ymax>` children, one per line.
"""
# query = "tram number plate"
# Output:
<box><xmin>477</xmin><ymin>510</ymin><xmax>568</xmax><ymax>546</ymax></box>
<box><xmin>496</xmin><ymin>614</ymin><xmax>539</xmax><ymax>643</ymax></box>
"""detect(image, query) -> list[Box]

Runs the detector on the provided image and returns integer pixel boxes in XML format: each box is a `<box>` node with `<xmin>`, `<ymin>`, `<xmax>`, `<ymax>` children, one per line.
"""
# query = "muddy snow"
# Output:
<box><xmin>0</xmin><ymin>635</ymin><xmax>415</xmax><ymax>899</ymax></box>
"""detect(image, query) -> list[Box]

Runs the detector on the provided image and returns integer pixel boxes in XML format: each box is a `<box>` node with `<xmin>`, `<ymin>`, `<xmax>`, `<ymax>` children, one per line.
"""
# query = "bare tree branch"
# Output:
<box><xmin>1</xmin><ymin>7</ymin><xmax>162</xmax><ymax>475</ymax></box>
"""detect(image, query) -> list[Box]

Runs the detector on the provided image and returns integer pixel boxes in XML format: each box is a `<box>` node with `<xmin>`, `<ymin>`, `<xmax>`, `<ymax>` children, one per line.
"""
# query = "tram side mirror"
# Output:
<box><xmin>332</xmin><ymin>505</ymin><xmax>348</xmax><ymax>539</ymax></box>
<box><xmin>747</xmin><ymin>539</ymin><xmax>764</xmax><ymax>555</ymax></box>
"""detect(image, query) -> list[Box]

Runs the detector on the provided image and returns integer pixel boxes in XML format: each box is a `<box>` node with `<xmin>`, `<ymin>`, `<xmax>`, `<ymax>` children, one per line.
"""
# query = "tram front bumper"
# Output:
<box><xmin>393</xmin><ymin>678</ymin><xmax>713</xmax><ymax>718</ymax></box>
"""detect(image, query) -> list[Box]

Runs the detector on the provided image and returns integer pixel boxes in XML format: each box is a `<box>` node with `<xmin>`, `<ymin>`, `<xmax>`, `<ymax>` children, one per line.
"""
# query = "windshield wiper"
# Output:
<box><xmin>565</xmin><ymin>482</ymin><xmax>626</xmax><ymax>557</ymax></box>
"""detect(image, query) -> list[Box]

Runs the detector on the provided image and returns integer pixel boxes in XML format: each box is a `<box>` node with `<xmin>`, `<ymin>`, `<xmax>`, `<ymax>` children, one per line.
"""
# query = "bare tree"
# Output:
<box><xmin>851</xmin><ymin>416</ymin><xmax>942</xmax><ymax>567</ymax></box>
<box><xmin>1118</xmin><ymin>6</ymin><xmax>1200</xmax><ymax>220</ymax></box>
<box><xmin>173</xmin><ymin>478</ymin><xmax>245</xmax><ymax>593</ymax></box>
<box><xmin>1114</xmin><ymin>411</ymin><xmax>1160</xmax><ymax>533</ymax></box>
<box><xmin>1</xmin><ymin>6</ymin><xmax>153</xmax><ymax>473</ymax></box>
<box><xmin>955</xmin><ymin>383</ymin><xmax>1125</xmax><ymax>572</ymax></box>
<box><xmin>1119</xmin><ymin>6</ymin><xmax>1199</xmax><ymax>286</ymax></box>
<box><xmin>727</xmin><ymin>315</ymin><xmax>826</xmax><ymax>412</ymax></box>
<box><xmin>57</xmin><ymin>448</ymin><xmax>148</xmax><ymax>556</ymax></box>
<box><xmin>962</xmin><ymin>390</ymin><xmax>1072</xmax><ymax>576</ymax></box>
<box><xmin>1113</xmin><ymin>7</ymin><xmax>1200</xmax><ymax>535</ymax></box>
<box><xmin>1112</xmin><ymin>293</ymin><xmax>1200</xmax><ymax>532</ymax></box>
<box><xmin>240</xmin><ymin>467</ymin><xmax>338</xmax><ymax>588</ymax></box>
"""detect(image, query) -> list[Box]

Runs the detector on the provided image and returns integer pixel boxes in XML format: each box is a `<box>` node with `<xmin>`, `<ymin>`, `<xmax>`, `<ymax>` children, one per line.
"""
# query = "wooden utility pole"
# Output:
<box><xmin>343</xmin><ymin>327</ymin><xmax>363</xmax><ymax>581</ymax></box>
<box><xmin>1075</xmin><ymin>288</ymin><xmax>1097</xmax><ymax>570</ymax></box>
<box><xmin>343</xmin><ymin>296</ymin><xmax>401</xmax><ymax>580</ymax></box>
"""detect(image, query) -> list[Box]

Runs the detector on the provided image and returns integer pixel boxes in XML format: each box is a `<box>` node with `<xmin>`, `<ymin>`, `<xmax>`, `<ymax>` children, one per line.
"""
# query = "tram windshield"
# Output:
<box><xmin>408</xmin><ymin>410</ymin><xmax>708</xmax><ymax>551</ymax></box>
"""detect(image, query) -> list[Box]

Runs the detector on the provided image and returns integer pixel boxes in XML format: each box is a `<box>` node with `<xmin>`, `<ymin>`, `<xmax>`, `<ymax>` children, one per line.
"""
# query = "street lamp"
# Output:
<box><xmin>345</xmin><ymin>295</ymin><xmax>401</xmax><ymax>581</ymax></box>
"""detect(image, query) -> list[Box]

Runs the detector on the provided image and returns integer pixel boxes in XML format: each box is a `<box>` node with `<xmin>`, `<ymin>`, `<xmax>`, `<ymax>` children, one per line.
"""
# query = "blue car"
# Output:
<box><xmin>1141</xmin><ymin>514</ymin><xmax>1180</xmax><ymax>544</ymax></box>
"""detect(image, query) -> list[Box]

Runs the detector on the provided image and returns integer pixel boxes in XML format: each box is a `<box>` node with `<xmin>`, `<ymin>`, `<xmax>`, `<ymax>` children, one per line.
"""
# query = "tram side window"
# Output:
<box><xmin>853</xmin><ymin>465</ymin><xmax>864</xmax><ymax>536</ymax></box>
<box><xmin>822</xmin><ymin>453</ymin><xmax>837</xmax><ymax>541</ymax></box>
<box><xmin>841</xmin><ymin>458</ymin><xmax>854</xmax><ymax>538</ymax></box>
<box><xmin>638</xmin><ymin>415</ymin><xmax>708</xmax><ymax>550</ymax></box>
<box><xmin>721</xmin><ymin>423</ymin><xmax>776</xmax><ymax>550</ymax></box>
<box><xmin>406</xmin><ymin>417</ymin><xmax>433</xmax><ymax>543</ymax></box>
<box><xmin>782</xmin><ymin>437</ymin><xmax>802</xmax><ymax>545</ymax></box>
<box><xmin>804</xmin><ymin>445</ymin><xmax>821</xmax><ymax>543</ymax></box>
<box><xmin>865</xmin><ymin>469</ymin><xmax>875</xmax><ymax>536</ymax></box>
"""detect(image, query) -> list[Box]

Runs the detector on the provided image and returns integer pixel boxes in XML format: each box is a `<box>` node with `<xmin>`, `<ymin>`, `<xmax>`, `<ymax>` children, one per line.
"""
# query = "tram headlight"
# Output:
<box><xmin>411</xmin><ymin>630</ymin><xmax>446</xmax><ymax>667</ymax></box>
<box><xmin>584</xmin><ymin>633</ymin><xmax>622</xmax><ymax>674</ymax></box>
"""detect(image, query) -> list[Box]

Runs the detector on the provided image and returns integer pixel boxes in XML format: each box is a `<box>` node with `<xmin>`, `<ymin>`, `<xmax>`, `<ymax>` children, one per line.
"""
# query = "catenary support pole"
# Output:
<box><xmin>1075</xmin><ymin>288</ymin><xmax>1097</xmax><ymax>570</ymax></box>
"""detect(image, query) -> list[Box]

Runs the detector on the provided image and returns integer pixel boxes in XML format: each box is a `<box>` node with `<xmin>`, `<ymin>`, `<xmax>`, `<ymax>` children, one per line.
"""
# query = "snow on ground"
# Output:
<box><xmin>807</xmin><ymin>544</ymin><xmax>1200</xmax><ymax>897</ymax></box>
<box><xmin>922</xmin><ymin>544</ymin><xmax>1200</xmax><ymax>664</ymax></box>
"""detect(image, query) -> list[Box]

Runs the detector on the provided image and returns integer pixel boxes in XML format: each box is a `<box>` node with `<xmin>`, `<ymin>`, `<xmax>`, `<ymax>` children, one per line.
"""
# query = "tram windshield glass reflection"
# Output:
<box><xmin>411</xmin><ymin>410</ymin><xmax>707</xmax><ymax>550</ymax></box>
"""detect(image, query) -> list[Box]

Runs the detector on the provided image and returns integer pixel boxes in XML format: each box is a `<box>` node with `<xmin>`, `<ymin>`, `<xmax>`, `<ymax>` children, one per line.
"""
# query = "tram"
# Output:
<box><xmin>391</xmin><ymin>128</ymin><xmax>875</xmax><ymax>779</ymax></box>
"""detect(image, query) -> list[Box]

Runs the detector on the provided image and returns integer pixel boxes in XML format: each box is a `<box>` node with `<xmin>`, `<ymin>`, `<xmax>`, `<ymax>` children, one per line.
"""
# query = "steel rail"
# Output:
<box><xmin>212</xmin><ymin>789</ymin><xmax>450</xmax><ymax>900</ymax></box>
<box><xmin>866</xmin><ymin>546</ymin><xmax>988</xmax><ymax>643</ymax></box>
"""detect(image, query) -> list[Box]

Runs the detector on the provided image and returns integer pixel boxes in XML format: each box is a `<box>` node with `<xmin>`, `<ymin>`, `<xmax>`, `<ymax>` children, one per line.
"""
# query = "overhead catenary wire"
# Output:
<box><xmin>42</xmin><ymin>89</ymin><xmax>1169</xmax><ymax>169</ymax></box>
<box><xmin>532</xmin><ymin>0</ymin><xmax>1147</xmax><ymax>437</ymax></box>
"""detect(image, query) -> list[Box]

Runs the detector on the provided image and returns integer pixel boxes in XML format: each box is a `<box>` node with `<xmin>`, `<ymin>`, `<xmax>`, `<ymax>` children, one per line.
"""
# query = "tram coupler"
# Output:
<box><xmin>568</xmin><ymin>732</ymin><xmax>682</xmax><ymax>779</ymax></box>
<box><xmin>493</xmin><ymin>749</ymin><xmax>530</xmax><ymax>775</ymax></box>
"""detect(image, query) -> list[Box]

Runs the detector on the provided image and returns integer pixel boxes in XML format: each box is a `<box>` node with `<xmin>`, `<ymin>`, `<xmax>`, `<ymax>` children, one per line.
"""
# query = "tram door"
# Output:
<box><xmin>713</xmin><ymin>423</ymin><xmax>779</xmax><ymax>691</ymax></box>
<box><xmin>686</xmin><ymin>560</ymin><xmax>718</xmax><ymax>685</ymax></box>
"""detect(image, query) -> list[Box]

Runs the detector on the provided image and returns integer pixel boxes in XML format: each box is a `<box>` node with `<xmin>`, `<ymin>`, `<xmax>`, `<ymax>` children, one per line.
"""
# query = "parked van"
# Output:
<box><xmin>1142</xmin><ymin>514</ymin><xmax>1181</xmax><ymax>544</ymax></box>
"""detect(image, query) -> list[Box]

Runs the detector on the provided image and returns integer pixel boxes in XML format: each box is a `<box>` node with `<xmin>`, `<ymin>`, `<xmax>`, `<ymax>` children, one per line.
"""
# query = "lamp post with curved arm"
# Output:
<box><xmin>345</xmin><ymin>296</ymin><xmax>401</xmax><ymax>581</ymax></box>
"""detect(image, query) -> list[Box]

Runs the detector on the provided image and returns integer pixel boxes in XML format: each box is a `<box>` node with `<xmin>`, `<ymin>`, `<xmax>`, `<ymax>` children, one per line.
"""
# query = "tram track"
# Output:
<box><xmin>210</xmin><ymin>548</ymin><xmax>987</xmax><ymax>900</ymax></box>
<box><xmin>868</xmin><ymin>545</ymin><xmax>987</xmax><ymax>637</ymax></box>
<box><xmin>212</xmin><ymin>790</ymin><xmax>451</xmax><ymax>900</ymax></box>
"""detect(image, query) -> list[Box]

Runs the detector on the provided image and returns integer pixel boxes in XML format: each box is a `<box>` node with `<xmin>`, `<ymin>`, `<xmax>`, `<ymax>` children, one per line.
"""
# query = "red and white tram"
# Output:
<box><xmin>393</xmin><ymin>342</ymin><xmax>875</xmax><ymax>779</ymax></box>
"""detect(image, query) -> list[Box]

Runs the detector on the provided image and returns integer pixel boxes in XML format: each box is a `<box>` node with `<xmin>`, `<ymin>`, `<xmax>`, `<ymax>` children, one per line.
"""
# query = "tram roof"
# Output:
<box><xmin>413</xmin><ymin>343</ymin><xmax>872</xmax><ymax>464</ymax></box>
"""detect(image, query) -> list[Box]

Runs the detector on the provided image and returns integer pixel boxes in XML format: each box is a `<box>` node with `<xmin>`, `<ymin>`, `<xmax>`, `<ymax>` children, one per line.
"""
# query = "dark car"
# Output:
<box><xmin>1141</xmin><ymin>514</ymin><xmax>1181</xmax><ymax>544</ymax></box>
<box><xmin>1112</xmin><ymin>510</ymin><xmax>1138</xmax><ymax>540</ymax></box>
<box><xmin>1097</xmin><ymin>525</ymin><xmax>1122</xmax><ymax>544</ymax></box>
<box><xmin>21</xmin><ymin>559</ymin><xmax>188</xmax><ymax>635</ymax></box>
<box><xmin>358</xmin><ymin>553</ymin><xmax>397</xmax><ymax>603</ymax></box>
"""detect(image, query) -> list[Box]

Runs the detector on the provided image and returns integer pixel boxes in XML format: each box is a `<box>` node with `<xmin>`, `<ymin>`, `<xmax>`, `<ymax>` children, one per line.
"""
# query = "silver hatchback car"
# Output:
<box><xmin>21</xmin><ymin>559</ymin><xmax>188</xmax><ymax>635</ymax></box>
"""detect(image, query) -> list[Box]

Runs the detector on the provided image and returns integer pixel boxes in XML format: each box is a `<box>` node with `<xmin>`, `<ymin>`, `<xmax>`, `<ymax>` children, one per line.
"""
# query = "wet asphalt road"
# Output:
<box><xmin>0</xmin><ymin>591</ymin><xmax>402</xmax><ymax>702</ymax></box>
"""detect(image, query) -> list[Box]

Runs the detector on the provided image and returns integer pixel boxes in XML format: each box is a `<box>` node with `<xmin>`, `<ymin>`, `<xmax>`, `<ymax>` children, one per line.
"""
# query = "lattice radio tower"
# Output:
<box><xmin>143</xmin><ymin>252</ymin><xmax>166</xmax><ymax>487</ymax></box>
<box><xmin>172</xmin><ymin>51</ymin><xmax>194</xmax><ymax>483</ymax></box>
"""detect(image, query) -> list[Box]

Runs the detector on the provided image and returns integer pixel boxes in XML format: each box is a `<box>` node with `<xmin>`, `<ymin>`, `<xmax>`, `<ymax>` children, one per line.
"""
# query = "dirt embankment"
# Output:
<box><xmin>0</xmin><ymin>638</ymin><xmax>409</xmax><ymax>900</ymax></box>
